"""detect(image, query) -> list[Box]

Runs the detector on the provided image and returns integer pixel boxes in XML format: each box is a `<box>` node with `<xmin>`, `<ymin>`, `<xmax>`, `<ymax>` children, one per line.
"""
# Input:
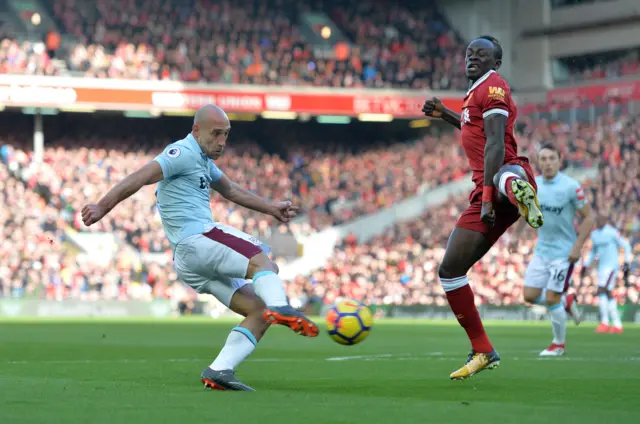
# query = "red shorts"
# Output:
<box><xmin>455</xmin><ymin>160</ymin><xmax>536</xmax><ymax>245</ymax></box>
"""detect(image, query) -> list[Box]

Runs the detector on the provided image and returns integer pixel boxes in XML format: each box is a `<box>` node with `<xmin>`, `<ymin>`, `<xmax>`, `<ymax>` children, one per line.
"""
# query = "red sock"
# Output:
<box><xmin>503</xmin><ymin>176</ymin><xmax>520</xmax><ymax>207</ymax></box>
<box><xmin>445</xmin><ymin>284</ymin><xmax>493</xmax><ymax>353</ymax></box>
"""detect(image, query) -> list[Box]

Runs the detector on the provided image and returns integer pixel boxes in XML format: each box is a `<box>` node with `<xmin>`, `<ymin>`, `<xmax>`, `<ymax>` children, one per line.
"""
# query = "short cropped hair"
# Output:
<box><xmin>477</xmin><ymin>35</ymin><xmax>503</xmax><ymax>61</ymax></box>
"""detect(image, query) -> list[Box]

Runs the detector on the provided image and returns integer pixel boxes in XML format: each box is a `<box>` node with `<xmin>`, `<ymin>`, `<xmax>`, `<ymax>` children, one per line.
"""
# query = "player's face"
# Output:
<box><xmin>465</xmin><ymin>39</ymin><xmax>500</xmax><ymax>80</ymax></box>
<box><xmin>194</xmin><ymin>123</ymin><xmax>230</xmax><ymax>160</ymax></box>
<box><xmin>538</xmin><ymin>148</ymin><xmax>561</xmax><ymax>179</ymax></box>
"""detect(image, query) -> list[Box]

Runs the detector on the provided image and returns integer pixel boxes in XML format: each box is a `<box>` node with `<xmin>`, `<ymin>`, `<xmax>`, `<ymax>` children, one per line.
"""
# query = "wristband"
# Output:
<box><xmin>482</xmin><ymin>186</ymin><xmax>494</xmax><ymax>203</ymax></box>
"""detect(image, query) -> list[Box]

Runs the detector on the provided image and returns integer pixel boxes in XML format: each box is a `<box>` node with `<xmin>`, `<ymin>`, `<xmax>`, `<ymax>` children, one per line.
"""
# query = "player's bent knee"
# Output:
<box><xmin>245</xmin><ymin>252</ymin><xmax>278</xmax><ymax>280</ymax></box>
<box><xmin>546</xmin><ymin>291</ymin><xmax>563</xmax><ymax>305</ymax></box>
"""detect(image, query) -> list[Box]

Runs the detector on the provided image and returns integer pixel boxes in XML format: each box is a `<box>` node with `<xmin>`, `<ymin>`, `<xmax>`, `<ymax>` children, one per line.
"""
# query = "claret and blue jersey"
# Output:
<box><xmin>533</xmin><ymin>172</ymin><xmax>587</xmax><ymax>259</ymax></box>
<box><xmin>153</xmin><ymin>133</ymin><xmax>224</xmax><ymax>252</ymax></box>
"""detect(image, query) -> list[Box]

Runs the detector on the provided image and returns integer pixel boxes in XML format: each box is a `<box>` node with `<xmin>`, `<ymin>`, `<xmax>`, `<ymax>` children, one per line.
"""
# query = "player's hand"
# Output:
<box><xmin>270</xmin><ymin>201</ymin><xmax>299</xmax><ymax>223</ymax></box>
<box><xmin>568</xmin><ymin>246</ymin><xmax>581</xmax><ymax>263</ymax></box>
<box><xmin>81</xmin><ymin>204</ymin><xmax>107</xmax><ymax>226</ymax></box>
<box><xmin>480</xmin><ymin>201</ymin><xmax>495</xmax><ymax>226</ymax></box>
<box><xmin>422</xmin><ymin>97</ymin><xmax>445</xmax><ymax>118</ymax></box>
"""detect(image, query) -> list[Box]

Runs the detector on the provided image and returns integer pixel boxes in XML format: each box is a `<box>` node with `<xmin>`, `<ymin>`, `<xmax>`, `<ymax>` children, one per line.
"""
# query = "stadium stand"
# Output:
<box><xmin>0</xmin><ymin>0</ymin><xmax>637</xmax><ymax>315</ymax></box>
<box><xmin>1</xmin><ymin>111</ymin><xmax>637</xmax><ymax>307</ymax></box>
<box><xmin>34</xmin><ymin>0</ymin><xmax>467</xmax><ymax>88</ymax></box>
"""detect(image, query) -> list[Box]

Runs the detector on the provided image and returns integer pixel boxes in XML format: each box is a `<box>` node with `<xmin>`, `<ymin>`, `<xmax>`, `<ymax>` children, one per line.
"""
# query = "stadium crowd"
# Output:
<box><xmin>1</xmin><ymin>110</ymin><xmax>638</xmax><ymax>308</ymax></box>
<box><xmin>0</xmin><ymin>0</ymin><xmax>470</xmax><ymax>88</ymax></box>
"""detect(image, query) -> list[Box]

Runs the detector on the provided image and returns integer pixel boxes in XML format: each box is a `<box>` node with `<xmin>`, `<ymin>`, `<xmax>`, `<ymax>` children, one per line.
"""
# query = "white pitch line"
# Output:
<box><xmin>2</xmin><ymin>354</ymin><xmax>639</xmax><ymax>366</ymax></box>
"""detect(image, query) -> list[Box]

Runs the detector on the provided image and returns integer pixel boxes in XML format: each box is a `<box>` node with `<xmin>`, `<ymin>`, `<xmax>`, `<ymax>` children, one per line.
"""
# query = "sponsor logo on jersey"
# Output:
<box><xmin>488</xmin><ymin>86</ymin><xmax>505</xmax><ymax>101</ymax></box>
<box><xmin>541</xmin><ymin>204</ymin><xmax>564</xmax><ymax>215</ymax></box>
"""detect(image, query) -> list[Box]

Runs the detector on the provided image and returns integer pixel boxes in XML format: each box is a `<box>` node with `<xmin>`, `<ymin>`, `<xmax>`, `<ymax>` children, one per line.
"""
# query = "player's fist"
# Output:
<box><xmin>480</xmin><ymin>201</ymin><xmax>495</xmax><ymax>227</ymax></box>
<box><xmin>270</xmin><ymin>200</ymin><xmax>300</xmax><ymax>223</ymax></box>
<box><xmin>81</xmin><ymin>204</ymin><xmax>107</xmax><ymax>226</ymax></box>
<box><xmin>422</xmin><ymin>97</ymin><xmax>445</xmax><ymax>118</ymax></box>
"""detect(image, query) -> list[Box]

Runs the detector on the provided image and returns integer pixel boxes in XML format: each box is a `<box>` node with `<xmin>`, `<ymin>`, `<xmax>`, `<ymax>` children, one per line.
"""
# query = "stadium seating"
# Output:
<box><xmin>28</xmin><ymin>0</ymin><xmax>467</xmax><ymax>87</ymax></box>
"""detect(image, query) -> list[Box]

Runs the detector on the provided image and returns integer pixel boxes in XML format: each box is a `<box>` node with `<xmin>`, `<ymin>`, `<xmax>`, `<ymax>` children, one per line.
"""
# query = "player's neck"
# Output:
<box><xmin>543</xmin><ymin>172</ymin><xmax>559</xmax><ymax>182</ymax></box>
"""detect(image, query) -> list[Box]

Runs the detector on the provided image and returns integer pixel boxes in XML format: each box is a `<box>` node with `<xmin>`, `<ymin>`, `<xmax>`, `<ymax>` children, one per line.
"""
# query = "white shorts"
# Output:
<box><xmin>597</xmin><ymin>267</ymin><xmax>618</xmax><ymax>291</ymax></box>
<box><xmin>524</xmin><ymin>255</ymin><xmax>576</xmax><ymax>293</ymax></box>
<box><xmin>173</xmin><ymin>223</ymin><xmax>271</xmax><ymax>307</ymax></box>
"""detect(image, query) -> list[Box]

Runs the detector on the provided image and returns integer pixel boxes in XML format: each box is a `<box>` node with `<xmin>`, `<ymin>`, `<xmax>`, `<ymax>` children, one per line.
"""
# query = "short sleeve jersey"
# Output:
<box><xmin>153</xmin><ymin>133</ymin><xmax>223</xmax><ymax>251</ymax></box>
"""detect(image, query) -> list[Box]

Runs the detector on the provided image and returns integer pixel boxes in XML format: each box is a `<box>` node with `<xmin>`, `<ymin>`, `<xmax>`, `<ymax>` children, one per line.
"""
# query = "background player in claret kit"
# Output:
<box><xmin>582</xmin><ymin>214</ymin><xmax>633</xmax><ymax>334</ymax></box>
<box><xmin>509</xmin><ymin>144</ymin><xmax>594</xmax><ymax>357</ymax></box>
<box><xmin>422</xmin><ymin>35</ymin><xmax>543</xmax><ymax>380</ymax></box>
<box><xmin>82</xmin><ymin>104</ymin><xmax>318</xmax><ymax>392</ymax></box>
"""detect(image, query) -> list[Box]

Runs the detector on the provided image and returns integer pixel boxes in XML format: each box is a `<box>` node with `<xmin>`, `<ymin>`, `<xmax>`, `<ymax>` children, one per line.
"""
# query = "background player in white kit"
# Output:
<box><xmin>581</xmin><ymin>214</ymin><xmax>632</xmax><ymax>334</ymax></box>
<box><xmin>510</xmin><ymin>144</ymin><xmax>594</xmax><ymax>356</ymax></box>
<box><xmin>82</xmin><ymin>104</ymin><xmax>318</xmax><ymax>392</ymax></box>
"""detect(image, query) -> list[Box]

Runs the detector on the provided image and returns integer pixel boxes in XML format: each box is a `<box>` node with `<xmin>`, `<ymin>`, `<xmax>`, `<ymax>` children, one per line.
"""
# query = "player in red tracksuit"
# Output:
<box><xmin>422</xmin><ymin>35</ymin><xmax>544</xmax><ymax>380</ymax></box>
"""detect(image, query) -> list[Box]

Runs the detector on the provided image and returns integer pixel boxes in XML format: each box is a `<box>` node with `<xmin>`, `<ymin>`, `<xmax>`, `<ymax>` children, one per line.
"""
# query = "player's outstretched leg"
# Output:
<box><xmin>246</xmin><ymin>253</ymin><xmax>319</xmax><ymax>337</ymax></box>
<box><xmin>494</xmin><ymin>165</ymin><xmax>543</xmax><ymax>229</ymax></box>
<box><xmin>439</xmin><ymin>228</ymin><xmax>501</xmax><ymax>380</ymax></box>
<box><xmin>202</xmin><ymin>284</ymin><xmax>270</xmax><ymax>391</ymax></box>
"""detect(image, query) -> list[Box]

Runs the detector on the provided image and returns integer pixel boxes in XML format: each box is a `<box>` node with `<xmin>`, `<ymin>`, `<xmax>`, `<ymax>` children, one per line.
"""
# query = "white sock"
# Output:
<box><xmin>252</xmin><ymin>271</ymin><xmax>288</xmax><ymax>307</ymax></box>
<box><xmin>498</xmin><ymin>172</ymin><xmax>521</xmax><ymax>197</ymax></box>
<box><xmin>440</xmin><ymin>276</ymin><xmax>469</xmax><ymax>292</ymax></box>
<box><xmin>609</xmin><ymin>298</ymin><xmax>622</xmax><ymax>328</ymax></box>
<box><xmin>598</xmin><ymin>294</ymin><xmax>610</xmax><ymax>325</ymax></box>
<box><xmin>549</xmin><ymin>303</ymin><xmax>567</xmax><ymax>344</ymax></box>
<box><xmin>210</xmin><ymin>327</ymin><xmax>257</xmax><ymax>371</ymax></box>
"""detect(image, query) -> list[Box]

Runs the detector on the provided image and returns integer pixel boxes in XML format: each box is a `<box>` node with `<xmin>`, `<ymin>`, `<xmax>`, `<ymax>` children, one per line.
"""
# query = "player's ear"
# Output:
<box><xmin>192</xmin><ymin>124</ymin><xmax>199</xmax><ymax>136</ymax></box>
<box><xmin>494</xmin><ymin>58</ymin><xmax>502</xmax><ymax>70</ymax></box>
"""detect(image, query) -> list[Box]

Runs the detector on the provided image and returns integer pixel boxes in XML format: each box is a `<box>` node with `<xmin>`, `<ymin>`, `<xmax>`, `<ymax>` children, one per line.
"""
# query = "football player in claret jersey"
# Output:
<box><xmin>422</xmin><ymin>35</ymin><xmax>543</xmax><ymax>380</ymax></box>
<box><xmin>582</xmin><ymin>214</ymin><xmax>632</xmax><ymax>334</ymax></box>
<box><xmin>510</xmin><ymin>144</ymin><xmax>594</xmax><ymax>356</ymax></box>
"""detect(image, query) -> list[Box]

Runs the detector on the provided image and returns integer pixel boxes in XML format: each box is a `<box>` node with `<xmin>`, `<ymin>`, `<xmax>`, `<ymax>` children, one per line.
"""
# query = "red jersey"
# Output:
<box><xmin>460</xmin><ymin>70</ymin><xmax>523</xmax><ymax>186</ymax></box>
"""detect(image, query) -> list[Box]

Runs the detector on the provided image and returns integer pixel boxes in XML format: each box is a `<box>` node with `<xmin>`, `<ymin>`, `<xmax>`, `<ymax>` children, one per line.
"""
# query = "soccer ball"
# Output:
<box><xmin>325</xmin><ymin>299</ymin><xmax>373</xmax><ymax>345</ymax></box>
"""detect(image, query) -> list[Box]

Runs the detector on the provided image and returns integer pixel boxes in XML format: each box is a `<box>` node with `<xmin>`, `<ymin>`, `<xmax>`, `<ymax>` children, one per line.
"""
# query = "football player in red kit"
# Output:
<box><xmin>422</xmin><ymin>35</ymin><xmax>544</xmax><ymax>380</ymax></box>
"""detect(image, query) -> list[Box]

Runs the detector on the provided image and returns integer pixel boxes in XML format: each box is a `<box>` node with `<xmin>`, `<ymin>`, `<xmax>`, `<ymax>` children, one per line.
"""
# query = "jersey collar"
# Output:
<box><xmin>467</xmin><ymin>70</ymin><xmax>496</xmax><ymax>95</ymax></box>
<box><xmin>543</xmin><ymin>172</ymin><xmax>561</xmax><ymax>184</ymax></box>
<box><xmin>187</xmin><ymin>133</ymin><xmax>207</xmax><ymax>159</ymax></box>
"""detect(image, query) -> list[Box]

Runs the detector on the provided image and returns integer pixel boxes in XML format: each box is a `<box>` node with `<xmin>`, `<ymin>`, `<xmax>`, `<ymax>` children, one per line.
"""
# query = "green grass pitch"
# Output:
<box><xmin>1</xmin><ymin>319</ymin><xmax>639</xmax><ymax>424</ymax></box>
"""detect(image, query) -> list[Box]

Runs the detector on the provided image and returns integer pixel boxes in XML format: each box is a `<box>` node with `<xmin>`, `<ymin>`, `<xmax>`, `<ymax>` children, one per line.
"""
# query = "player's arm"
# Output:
<box><xmin>82</xmin><ymin>161</ymin><xmax>164</xmax><ymax>226</ymax></box>
<box><xmin>211</xmin><ymin>174</ymin><xmax>274</xmax><ymax>215</ymax></box>
<box><xmin>569</xmin><ymin>203</ymin><xmax>594</xmax><ymax>263</ymax></box>
<box><xmin>422</xmin><ymin>97</ymin><xmax>461</xmax><ymax>130</ymax></box>
<box><xmin>211</xmin><ymin>174</ymin><xmax>298</xmax><ymax>223</ymax></box>
<box><xmin>614</xmin><ymin>232</ymin><xmax>633</xmax><ymax>265</ymax></box>
<box><xmin>482</xmin><ymin>112</ymin><xmax>507</xmax><ymax>197</ymax></box>
<box><xmin>614</xmin><ymin>231</ymin><xmax>633</xmax><ymax>282</ymax></box>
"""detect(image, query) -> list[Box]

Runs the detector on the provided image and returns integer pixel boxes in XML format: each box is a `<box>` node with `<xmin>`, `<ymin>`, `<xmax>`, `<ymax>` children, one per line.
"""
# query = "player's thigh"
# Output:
<box><xmin>546</xmin><ymin>259</ymin><xmax>576</xmax><ymax>294</ymax></box>
<box><xmin>177</xmin><ymin>228</ymin><xmax>268</xmax><ymax>280</ymax></box>
<box><xmin>524</xmin><ymin>255</ymin><xmax>551</xmax><ymax>292</ymax></box>
<box><xmin>440</xmin><ymin>226</ymin><xmax>493</xmax><ymax>277</ymax></box>
<box><xmin>176</xmin><ymin>268</ymin><xmax>251</xmax><ymax>309</ymax></box>
<box><xmin>597</xmin><ymin>268</ymin><xmax>618</xmax><ymax>291</ymax></box>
